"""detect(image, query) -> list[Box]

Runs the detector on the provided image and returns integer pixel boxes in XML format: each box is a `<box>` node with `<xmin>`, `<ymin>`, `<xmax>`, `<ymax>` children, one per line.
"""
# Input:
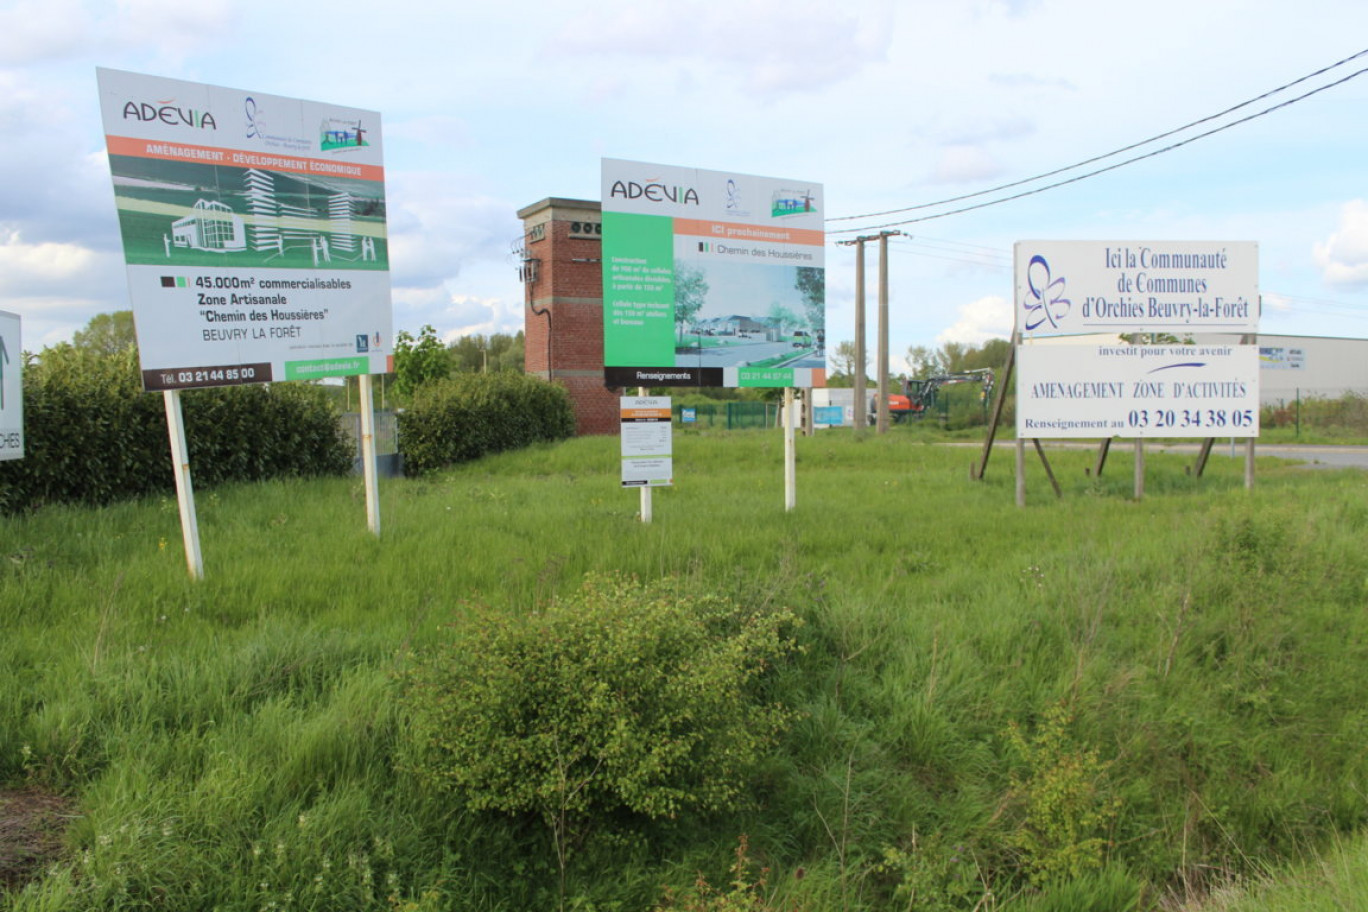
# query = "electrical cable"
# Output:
<box><xmin>828</xmin><ymin>50</ymin><xmax>1368</xmax><ymax>234</ymax></box>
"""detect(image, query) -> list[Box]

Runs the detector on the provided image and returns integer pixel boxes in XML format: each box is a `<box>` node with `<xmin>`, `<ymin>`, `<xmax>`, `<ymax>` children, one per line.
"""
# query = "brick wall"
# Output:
<box><xmin>518</xmin><ymin>198</ymin><xmax>620</xmax><ymax>435</ymax></box>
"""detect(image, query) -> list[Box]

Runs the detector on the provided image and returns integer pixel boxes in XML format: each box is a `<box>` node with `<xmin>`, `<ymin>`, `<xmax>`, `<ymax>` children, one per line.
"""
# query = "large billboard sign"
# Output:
<box><xmin>1017</xmin><ymin>341</ymin><xmax>1260</xmax><ymax>438</ymax></box>
<box><xmin>602</xmin><ymin>158</ymin><xmax>825</xmax><ymax>388</ymax></box>
<box><xmin>1015</xmin><ymin>241</ymin><xmax>1258</xmax><ymax>337</ymax></box>
<box><xmin>97</xmin><ymin>68</ymin><xmax>393</xmax><ymax>391</ymax></box>
<box><xmin>0</xmin><ymin>311</ymin><xmax>21</xmax><ymax>461</ymax></box>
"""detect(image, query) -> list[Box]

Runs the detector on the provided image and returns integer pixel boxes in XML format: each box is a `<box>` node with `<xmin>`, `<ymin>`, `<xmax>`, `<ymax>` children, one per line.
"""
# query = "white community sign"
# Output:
<box><xmin>1015</xmin><ymin>241</ymin><xmax>1260</xmax><ymax>440</ymax></box>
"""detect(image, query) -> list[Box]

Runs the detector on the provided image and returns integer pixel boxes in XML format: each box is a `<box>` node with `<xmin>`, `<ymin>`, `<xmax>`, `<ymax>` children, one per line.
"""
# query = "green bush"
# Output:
<box><xmin>398</xmin><ymin>573</ymin><xmax>802</xmax><ymax>906</ymax></box>
<box><xmin>396</xmin><ymin>372</ymin><xmax>575</xmax><ymax>475</ymax></box>
<box><xmin>0</xmin><ymin>345</ymin><xmax>352</xmax><ymax>514</ymax></box>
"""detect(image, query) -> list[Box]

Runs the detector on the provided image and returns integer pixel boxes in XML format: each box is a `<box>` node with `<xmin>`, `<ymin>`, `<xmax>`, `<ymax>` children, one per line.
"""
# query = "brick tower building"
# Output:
<box><xmin>517</xmin><ymin>198</ymin><xmax>619</xmax><ymax>435</ymax></box>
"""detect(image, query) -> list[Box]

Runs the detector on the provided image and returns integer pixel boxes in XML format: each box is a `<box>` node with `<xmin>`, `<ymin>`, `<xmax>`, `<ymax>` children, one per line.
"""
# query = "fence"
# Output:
<box><xmin>1260</xmin><ymin>389</ymin><xmax>1368</xmax><ymax>438</ymax></box>
<box><xmin>339</xmin><ymin>410</ymin><xmax>404</xmax><ymax>476</ymax></box>
<box><xmin>673</xmin><ymin>401</ymin><xmax>779</xmax><ymax>430</ymax></box>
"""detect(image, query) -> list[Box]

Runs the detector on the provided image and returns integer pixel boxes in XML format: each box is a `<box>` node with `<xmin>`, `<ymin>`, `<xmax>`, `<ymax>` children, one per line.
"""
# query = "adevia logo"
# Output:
<box><xmin>609</xmin><ymin>178</ymin><xmax>699</xmax><ymax>205</ymax></box>
<box><xmin>1023</xmin><ymin>255</ymin><xmax>1071</xmax><ymax>331</ymax></box>
<box><xmin>121</xmin><ymin>98</ymin><xmax>217</xmax><ymax>130</ymax></box>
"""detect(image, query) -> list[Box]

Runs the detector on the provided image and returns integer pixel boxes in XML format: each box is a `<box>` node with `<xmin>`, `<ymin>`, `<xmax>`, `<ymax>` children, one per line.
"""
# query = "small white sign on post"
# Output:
<box><xmin>0</xmin><ymin>310</ymin><xmax>22</xmax><ymax>461</ymax></box>
<box><xmin>621</xmin><ymin>397</ymin><xmax>673</xmax><ymax>488</ymax></box>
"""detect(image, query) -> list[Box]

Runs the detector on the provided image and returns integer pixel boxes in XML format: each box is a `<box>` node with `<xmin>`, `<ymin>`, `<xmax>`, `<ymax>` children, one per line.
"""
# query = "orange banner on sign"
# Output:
<box><xmin>104</xmin><ymin>135</ymin><xmax>385</xmax><ymax>183</ymax></box>
<box><xmin>620</xmin><ymin>408</ymin><xmax>672</xmax><ymax>420</ymax></box>
<box><xmin>673</xmin><ymin>218</ymin><xmax>824</xmax><ymax>247</ymax></box>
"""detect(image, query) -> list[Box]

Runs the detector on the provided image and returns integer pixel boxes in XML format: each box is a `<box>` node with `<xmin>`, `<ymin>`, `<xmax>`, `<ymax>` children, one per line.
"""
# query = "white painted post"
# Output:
<box><xmin>637</xmin><ymin>386</ymin><xmax>652</xmax><ymax>524</ymax></box>
<box><xmin>163</xmin><ymin>390</ymin><xmax>203</xmax><ymax>580</ymax></box>
<box><xmin>358</xmin><ymin>373</ymin><xmax>381</xmax><ymax>536</ymax></box>
<box><xmin>784</xmin><ymin>387</ymin><xmax>797</xmax><ymax>511</ymax></box>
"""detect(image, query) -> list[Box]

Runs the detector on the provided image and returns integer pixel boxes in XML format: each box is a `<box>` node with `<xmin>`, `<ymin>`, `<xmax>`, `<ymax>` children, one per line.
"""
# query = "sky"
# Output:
<box><xmin>3</xmin><ymin>0</ymin><xmax>1367</xmax><ymax>372</ymax></box>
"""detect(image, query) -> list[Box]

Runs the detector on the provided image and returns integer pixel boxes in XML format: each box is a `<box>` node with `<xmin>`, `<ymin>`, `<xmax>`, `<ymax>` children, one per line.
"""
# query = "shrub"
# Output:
<box><xmin>396</xmin><ymin>372</ymin><xmax>575</xmax><ymax>475</ymax></box>
<box><xmin>398</xmin><ymin>573</ymin><xmax>803</xmax><ymax>907</ymax></box>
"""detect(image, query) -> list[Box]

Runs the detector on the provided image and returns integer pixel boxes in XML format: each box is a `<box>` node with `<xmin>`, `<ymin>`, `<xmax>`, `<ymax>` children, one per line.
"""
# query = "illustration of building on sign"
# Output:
<box><xmin>329</xmin><ymin>192</ymin><xmax>356</xmax><ymax>254</ymax></box>
<box><xmin>171</xmin><ymin>200</ymin><xmax>246</xmax><ymax>252</ymax></box>
<box><xmin>320</xmin><ymin>118</ymin><xmax>368</xmax><ymax>150</ymax></box>
<box><xmin>237</xmin><ymin>169</ymin><xmax>361</xmax><ymax>261</ymax></box>
<box><xmin>771</xmin><ymin>188</ymin><xmax>815</xmax><ymax>217</ymax></box>
<box><xmin>243</xmin><ymin>169</ymin><xmax>283</xmax><ymax>254</ymax></box>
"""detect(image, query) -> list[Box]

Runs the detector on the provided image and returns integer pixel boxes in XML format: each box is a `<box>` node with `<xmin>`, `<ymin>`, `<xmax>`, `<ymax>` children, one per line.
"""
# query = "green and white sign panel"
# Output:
<box><xmin>97</xmin><ymin>68</ymin><xmax>393</xmax><ymax>391</ymax></box>
<box><xmin>0</xmin><ymin>311</ymin><xmax>21</xmax><ymax>461</ymax></box>
<box><xmin>602</xmin><ymin>158</ymin><xmax>825</xmax><ymax>388</ymax></box>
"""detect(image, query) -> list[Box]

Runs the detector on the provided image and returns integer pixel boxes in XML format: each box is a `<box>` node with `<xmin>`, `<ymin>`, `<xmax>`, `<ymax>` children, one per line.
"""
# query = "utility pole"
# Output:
<box><xmin>835</xmin><ymin>236</ymin><xmax>868</xmax><ymax>433</ymax></box>
<box><xmin>838</xmin><ymin>230</ymin><xmax>901</xmax><ymax>433</ymax></box>
<box><xmin>876</xmin><ymin>231</ymin><xmax>895</xmax><ymax>433</ymax></box>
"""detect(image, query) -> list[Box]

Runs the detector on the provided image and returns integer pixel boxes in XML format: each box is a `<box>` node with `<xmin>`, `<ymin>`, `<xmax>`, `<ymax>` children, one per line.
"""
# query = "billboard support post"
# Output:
<box><xmin>783</xmin><ymin>387</ymin><xmax>797</xmax><ymax>512</ymax></box>
<box><xmin>358</xmin><ymin>373</ymin><xmax>381</xmax><ymax>536</ymax></box>
<box><xmin>1134</xmin><ymin>439</ymin><xmax>1146</xmax><ymax>500</ymax></box>
<box><xmin>637</xmin><ymin>386</ymin><xmax>652</xmax><ymax>524</ymax></box>
<box><xmin>163</xmin><ymin>390</ymin><xmax>204</xmax><ymax>580</ymax></box>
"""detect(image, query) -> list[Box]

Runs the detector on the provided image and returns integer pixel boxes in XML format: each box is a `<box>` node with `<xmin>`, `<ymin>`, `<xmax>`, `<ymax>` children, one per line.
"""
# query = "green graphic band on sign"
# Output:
<box><xmin>602</xmin><ymin>211</ymin><xmax>677</xmax><ymax>367</ymax></box>
<box><xmin>285</xmin><ymin>357</ymin><xmax>368</xmax><ymax>380</ymax></box>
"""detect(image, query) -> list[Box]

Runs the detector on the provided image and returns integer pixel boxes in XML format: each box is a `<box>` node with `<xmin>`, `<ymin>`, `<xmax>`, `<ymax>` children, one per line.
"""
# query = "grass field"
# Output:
<box><xmin>2</xmin><ymin>430</ymin><xmax>1367</xmax><ymax>911</ymax></box>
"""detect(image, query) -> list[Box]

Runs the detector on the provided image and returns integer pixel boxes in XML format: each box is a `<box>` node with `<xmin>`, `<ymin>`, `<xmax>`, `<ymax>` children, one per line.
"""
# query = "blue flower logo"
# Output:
<box><xmin>1023</xmin><ymin>255</ymin><xmax>1071</xmax><ymax>331</ymax></box>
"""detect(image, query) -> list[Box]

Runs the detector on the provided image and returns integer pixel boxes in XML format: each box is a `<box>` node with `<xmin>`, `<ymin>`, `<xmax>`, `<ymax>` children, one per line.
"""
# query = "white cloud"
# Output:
<box><xmin>385</xmin><ymin>173</ymin><xmax>520</xmax><ymax>291</ymax></box>
<box><xmin>386</xmin><ymin>115</ymin><xmax>472</xmax><ymax>150</ymax></box>
<box><xmin>936</xmin><ymin>295</ymin><xmax>1012</xmax><ymax>346</ymax></box>
<box><xmin>108</xmin><ymin>0</ymin><xmax>238</xmax><ymax>61</ymax></box>
<box><xmin>0</xmin><ymin>229</ymin><xmax>114</xmax><ymax>296</ymax></box>
<box><xmin>931</xmin><ymin>145</ymin><xmax>1007</xmax><ymax>184</ymax></box>
<box><xmin>1312</xmin><ymin>199</ymin><xmax>1368</xmax><ymax>287</ymax></box>
<box><xmin>549</xmin><ymin>0</ymin><xmax>894</xmax><ymax>97</ymax></box>
<box><xmin>0</xmin><ymin>0</ymin><xmax>94</xmax><ymax>64</ymax></box>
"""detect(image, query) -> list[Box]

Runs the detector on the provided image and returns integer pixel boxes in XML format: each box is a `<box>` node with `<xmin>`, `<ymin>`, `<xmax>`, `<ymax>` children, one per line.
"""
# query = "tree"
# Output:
<box><xmin>674</xmin><ymin>261</ymin><xmax>709</xmax><ymax>343</ymax></box>
<box><xmin>392</xmin><ymin>325</ymin><xmax>451</xmax><ymax>397</ymax></box>
<box><xmin>72</xmin><ymin>311</ymin><xmax>137</xmax><ymax>355</ymax></box>
<box><xmin>831</xmin><ymin>340</ymin><xmax>868</xmax><ymax>384</ymax></box>
<box><xmin>906</xmin><ymin>345</ymin><xmax>942</xmax><ymax>379</ymax></box>
<box><xmin>449</xmin><ymin>331</ymin><xmax>524</xmax><ymax>373</ymax></box>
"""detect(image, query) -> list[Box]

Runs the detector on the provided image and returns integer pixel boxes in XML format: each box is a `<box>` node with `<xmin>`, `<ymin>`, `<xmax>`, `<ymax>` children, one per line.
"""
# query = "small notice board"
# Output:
<box><xmin>621</xmin><ymin>396</ymin><xmax>672</xmax><ymax>487</ymax></box>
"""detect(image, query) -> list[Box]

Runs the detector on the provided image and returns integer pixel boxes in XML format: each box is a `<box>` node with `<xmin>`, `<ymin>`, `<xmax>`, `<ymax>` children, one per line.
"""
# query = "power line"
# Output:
<box><xmin>828</xmin><ymin>49</ymin><xmax>1368</xmax><ymax>235</ymax></box>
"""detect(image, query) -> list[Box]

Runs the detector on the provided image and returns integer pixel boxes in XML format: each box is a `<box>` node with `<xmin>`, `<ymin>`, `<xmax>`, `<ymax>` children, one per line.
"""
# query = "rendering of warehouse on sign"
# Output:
<box><xmin>1014</xmin><ymin>241</ymin><xmax>1260</xmax><ymax>439</ymax></box>
<box><xmin>97</xmin><ymin>68</ymin><xmax>394</xmax><ymax>391</ymax></box>
<box><xmin>601</xmin><ymin>159</ymin><xmax>826</xmax><ymax>389</ymax></box>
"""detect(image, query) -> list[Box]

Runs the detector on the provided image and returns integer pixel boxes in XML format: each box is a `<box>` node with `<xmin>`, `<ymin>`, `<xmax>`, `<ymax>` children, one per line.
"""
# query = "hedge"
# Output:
<box><xmin>397</xmin><ymin>372</ymin><xmax>576</xmax><ymax>475</ymax></box>
<box><xmin>0</xmin><ymin>346</ymin><xmax>352</xmax><ymax>514</ymax></box>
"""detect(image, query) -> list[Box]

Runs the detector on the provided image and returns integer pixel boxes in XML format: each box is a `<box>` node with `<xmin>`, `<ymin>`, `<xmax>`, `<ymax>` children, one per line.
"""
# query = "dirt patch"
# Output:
<box><xmin>0</xmin><ymin>788</ymin><xmax>76</xmax><ymax>891</ymax></box>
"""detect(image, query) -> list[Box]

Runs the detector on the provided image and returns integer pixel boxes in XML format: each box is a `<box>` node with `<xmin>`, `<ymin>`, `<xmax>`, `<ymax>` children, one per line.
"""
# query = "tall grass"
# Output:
<box><xmin>2</xmin><ymin>430</ymin><xmax>1367</xmax><ymax>910</ymax></box>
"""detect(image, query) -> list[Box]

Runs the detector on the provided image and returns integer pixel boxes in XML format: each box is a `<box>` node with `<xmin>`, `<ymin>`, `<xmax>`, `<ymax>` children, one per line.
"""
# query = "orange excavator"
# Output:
<box><xmin>875</xmin><ymin>369</ymin><xmax>995</xmax><ymax>423</ymax></box>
